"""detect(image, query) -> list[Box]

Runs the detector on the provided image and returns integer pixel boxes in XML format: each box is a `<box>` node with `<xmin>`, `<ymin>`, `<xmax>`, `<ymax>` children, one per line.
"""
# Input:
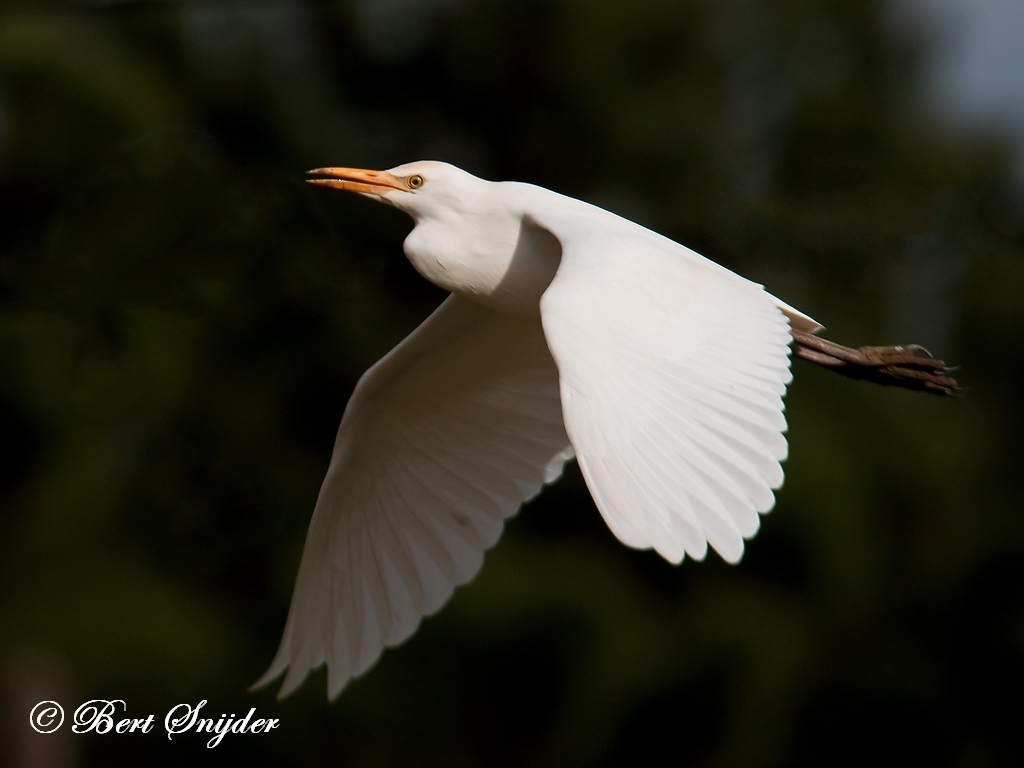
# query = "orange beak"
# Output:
<box><xmin>306</xmin><ymin>167</ymin><xmax>406</xmax><ymax>195</ymax></box>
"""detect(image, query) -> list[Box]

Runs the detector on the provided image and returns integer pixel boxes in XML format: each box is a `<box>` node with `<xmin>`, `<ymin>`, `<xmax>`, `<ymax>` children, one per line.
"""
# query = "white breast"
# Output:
<box><xmin>403</xmin><ymin>208</ymin><xmax>562</xmax><ymax>316</ymax></box>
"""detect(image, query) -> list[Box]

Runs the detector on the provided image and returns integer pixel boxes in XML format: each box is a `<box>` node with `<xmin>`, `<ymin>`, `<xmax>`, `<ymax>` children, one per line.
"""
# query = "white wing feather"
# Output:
<box><xmin>528</xmin><ymin>206</ymin><xmax>798</xmax><ymax>565</ymax></box>
<box><xmin>255</xmin><ymin>294</ymin><xmax>573</xmax><ymax>699</ymax></box>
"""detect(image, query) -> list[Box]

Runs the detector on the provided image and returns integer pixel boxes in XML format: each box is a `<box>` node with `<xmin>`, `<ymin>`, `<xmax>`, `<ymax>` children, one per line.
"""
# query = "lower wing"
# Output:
<box><xmin>255</xmin><ymin>295</ymin><xmax>573</xmax><ymax>699</ymax></box>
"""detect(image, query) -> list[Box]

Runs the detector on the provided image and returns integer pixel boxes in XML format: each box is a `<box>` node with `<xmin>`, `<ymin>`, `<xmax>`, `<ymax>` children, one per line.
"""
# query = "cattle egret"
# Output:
<box><xmin>254</xmin><ymin>161</ymin><xmax>957</xmax><ymax>700</ymax></box>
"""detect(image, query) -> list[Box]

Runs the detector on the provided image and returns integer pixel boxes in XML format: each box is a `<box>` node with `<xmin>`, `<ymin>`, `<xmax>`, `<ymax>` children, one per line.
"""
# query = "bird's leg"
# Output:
<box><xmin>790</xmin><ymin>329</ymin><xmax>962</xmax><ymax>396</ymax></box>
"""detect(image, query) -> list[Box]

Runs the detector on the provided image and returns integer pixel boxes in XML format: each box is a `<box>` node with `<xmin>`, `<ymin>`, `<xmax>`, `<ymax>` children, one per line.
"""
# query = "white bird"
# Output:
<box><xmin>254</xmin><ymin>160</ymin><xmax>825</xmax><ymax>700</ymax></box>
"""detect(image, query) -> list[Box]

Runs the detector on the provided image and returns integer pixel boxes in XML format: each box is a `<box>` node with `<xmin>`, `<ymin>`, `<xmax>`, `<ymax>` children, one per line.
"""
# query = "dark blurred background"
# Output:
<box><xmin>1</xmin><ymin>1</ymin><xmax>1022</xmax><ymax>766</ymax></box>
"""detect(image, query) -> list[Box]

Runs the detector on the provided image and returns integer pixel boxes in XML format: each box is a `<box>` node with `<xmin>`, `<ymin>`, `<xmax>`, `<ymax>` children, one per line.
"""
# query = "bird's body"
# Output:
<box><xmin>332</xmin><ymin>163</ymin><xmax>822</xmax><ymax>325</ymax></box>
<box><xmin>256</xmin><ymin>161</ymin><xmax>824</xmax><ymax>699</ymax></box>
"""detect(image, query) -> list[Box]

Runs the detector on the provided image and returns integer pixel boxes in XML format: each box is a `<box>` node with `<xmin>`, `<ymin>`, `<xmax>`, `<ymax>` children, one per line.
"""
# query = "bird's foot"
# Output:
<box><xmin>791</xmin><ymin>330</ymin><xmax>962</xmax><ymax>396</ymax></box>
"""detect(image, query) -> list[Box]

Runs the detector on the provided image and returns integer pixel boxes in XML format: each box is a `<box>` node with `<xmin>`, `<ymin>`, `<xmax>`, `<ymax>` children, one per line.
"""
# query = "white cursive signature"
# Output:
<box><xmin>165</xmin><ymin>700</ymin><xmax>280</xmax><ymax>748</ymax></box>
<box><xmin>29</xmin><ymin>699</ymin><xmax>280</xmax><ymax>748</ymax></box>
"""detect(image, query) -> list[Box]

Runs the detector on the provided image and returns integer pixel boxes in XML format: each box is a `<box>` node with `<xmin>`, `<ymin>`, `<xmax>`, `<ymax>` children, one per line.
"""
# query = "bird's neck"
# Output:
<box><xmin>402</xmin><ymin>189</ymin><xmax>562</xmax><ymax>316</ymax></box>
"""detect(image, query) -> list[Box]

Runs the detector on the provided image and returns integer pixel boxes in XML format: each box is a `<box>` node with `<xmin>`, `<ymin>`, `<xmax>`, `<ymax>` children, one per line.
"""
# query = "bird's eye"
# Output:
<box><xmin>407</xmin><ymin>174</ymin><xmax>425</xmax><ymax>189</ymax></box>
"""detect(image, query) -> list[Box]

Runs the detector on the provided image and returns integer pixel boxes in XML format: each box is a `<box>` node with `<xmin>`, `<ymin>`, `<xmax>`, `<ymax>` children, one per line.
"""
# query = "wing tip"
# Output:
<box><xmin>249</xmin><ymin>661</ymin><xmax>288</xmax><ymax>699</ymax></box>
<box><xmin>249</xmin><ymin>643</ymin><xmax>319</xmax><ymax>702</ymax></box>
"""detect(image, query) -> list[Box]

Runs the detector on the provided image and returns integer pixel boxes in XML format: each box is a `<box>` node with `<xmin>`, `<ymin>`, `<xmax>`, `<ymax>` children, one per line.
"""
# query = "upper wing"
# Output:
<box><xmin>529</xmin><ymin>208</ymin><xmax>798</xmax><ymax>565</ymax></box>
<box><xmin>255</xmin><ymin>294</ymin><xmax>573</xmax><ymax>699</ymax></box>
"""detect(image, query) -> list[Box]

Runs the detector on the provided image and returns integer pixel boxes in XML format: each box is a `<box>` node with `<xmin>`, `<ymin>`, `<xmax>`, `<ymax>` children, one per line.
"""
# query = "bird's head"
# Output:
<box><xmin>306</xmin><ymin>161</ymin><xmax>489</xmax><ymax>221</ymax></box>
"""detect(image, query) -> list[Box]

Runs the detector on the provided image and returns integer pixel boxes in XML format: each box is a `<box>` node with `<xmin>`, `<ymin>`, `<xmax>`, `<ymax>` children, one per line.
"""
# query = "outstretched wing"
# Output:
<box><xmin>530</xmin><ymin>207</ymin><xmax>801</xmax><ymax>565</ymax></box>
<box><xmin>256</xmin><ymin>295</ymin><xmax>573</xmax><ymax>699</ymax></box>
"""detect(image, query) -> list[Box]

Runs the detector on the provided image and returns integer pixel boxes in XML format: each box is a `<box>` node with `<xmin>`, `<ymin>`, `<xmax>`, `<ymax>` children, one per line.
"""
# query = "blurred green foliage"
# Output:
<box><xmin>0</xmin><ymin>1</ymin><xmax>1022</xmax><ymax>766</ymax></box>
